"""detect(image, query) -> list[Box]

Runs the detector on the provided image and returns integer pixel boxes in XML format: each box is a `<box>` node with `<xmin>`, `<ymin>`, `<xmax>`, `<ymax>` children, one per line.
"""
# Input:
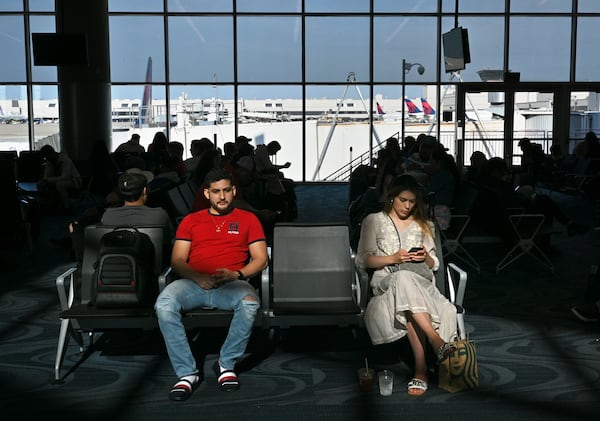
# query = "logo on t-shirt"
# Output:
<box><xmin>227</xmin><ymin>221</ymin><xmax>239</xmax><ymax>234</ymax></box>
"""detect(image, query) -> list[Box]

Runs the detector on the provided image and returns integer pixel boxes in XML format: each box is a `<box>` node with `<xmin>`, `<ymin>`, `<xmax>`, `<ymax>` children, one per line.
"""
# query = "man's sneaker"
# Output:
<box><xmin>571</xmin><ymin>304</ymin><xmax>600</xmax><ymax>322</ymax></box>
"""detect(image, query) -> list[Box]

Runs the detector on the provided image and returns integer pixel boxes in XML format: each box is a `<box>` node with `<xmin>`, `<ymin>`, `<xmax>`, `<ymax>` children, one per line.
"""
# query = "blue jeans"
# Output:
<box><xmin>154</xmin><ymin>279</ymin><xmax>259</xmax><ymax>378</ymax></box>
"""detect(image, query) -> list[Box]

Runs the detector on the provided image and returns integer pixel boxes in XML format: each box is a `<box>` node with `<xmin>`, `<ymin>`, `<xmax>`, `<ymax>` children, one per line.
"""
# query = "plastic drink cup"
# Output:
<box><xmin>378</xmin><ymin>370</ymin><xmax>394</xmax><ymax>396</ymax></box>
<box><xmin>357</xmin><ymin>367</ymin><xmax>375</xmax><ymax>392</ymax></box>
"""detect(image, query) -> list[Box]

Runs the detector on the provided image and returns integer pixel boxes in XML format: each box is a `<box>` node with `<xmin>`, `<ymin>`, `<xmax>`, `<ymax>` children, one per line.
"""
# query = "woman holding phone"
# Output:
<box><xmin>356</xmin><ymin>174</ymin><xmax>457</xmax><ymax>396</ymax></box>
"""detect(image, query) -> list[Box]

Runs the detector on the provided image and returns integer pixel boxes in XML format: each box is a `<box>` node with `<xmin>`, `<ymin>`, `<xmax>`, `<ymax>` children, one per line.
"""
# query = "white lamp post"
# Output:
<box><xmin>401</xmin><ymin>59</ymin><xmax>425</xmax><ymax>143</ymax></box>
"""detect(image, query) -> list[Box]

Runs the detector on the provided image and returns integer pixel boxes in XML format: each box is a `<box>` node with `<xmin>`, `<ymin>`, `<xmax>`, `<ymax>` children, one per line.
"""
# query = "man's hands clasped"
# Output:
<box><xmin>195</xmin><ymin>268</ymin><xmax>239</xmax><ymax>289</ymax></box>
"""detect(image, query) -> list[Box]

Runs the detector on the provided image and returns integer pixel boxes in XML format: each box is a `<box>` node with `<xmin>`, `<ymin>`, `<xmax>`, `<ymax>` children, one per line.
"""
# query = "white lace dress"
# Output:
<box><xmin>356</xmin><ymin>211</ymin><xmax>457</xmax><ymax>345</ymax></box>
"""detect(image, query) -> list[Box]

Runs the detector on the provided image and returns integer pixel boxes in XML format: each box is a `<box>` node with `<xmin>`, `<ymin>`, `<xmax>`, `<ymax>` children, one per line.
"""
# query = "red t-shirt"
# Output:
<box><xmin>175</xmin><ymin>208</ymin><xmax>266</xmax><ymax>274</ymax></box>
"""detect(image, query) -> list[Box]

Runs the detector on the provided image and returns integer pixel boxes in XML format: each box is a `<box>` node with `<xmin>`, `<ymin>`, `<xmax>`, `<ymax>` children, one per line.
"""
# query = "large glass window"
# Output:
<box><xmin>109</xmin><ymin>0</ymin><xmax>163</xmax><ymax>13</ymax></box>
<box><xmin>579</xmin><ymin>0</ymin><xmax>600</xmax><ymax>12</ymax></box>
<box><xmin>305</xmin><ymin>16</ymin><xmax>370</xmax><ymax>83</ymax></box>
<box><xmin>442</xmin><ymin>0</ymin><xmax>504</xmax><ymax>13</ymax></box>
<box><xmin>6</xmin><ymin>0</ymin><xmax>600</xmax><ymax>182</ymax></box>
<box><xmin>32</xmin><ymin>84</ymin><xmax>59</xmax><ymax>149</ymax></box>
<box><xmin>237</xmin><ymin>0</ymin><xmax>300</xmax><ymax>13</ymax></box>
<box><xmin>0</xmin><ymin>16</ymin><xmax>26</xmax><ymax>82</ymax></box>
<box><xmin>377</xmin><ymin>0</ymin><xmax>438</xmax><ymax>13</ymax></box>
<box><xmin>168</xmin><ymin>84</ymin><xmax>235</xmax><ymax>156</ymax></box>
<box><xmin>109</xmin><ymin>16</ymin><xmax>166</xmax><ymax>83</ymax></box>
<box><xmin>29</xmin><ymin>0</ymin><xmax>54</xmax><ymax>12</ymax></box>
<box><xmin>441</xmin><ymin>17</ymin><xmax>504</xmax><ymax>83</ymax></box>
<box><xmin>374</xmin><ymin>17</ymin><xmax>437</xmax><ymax>83</ymax></box>
<box><xmin>168</xmin><ymin>0</ymin><xmax>231</xmax><ymax>13</ymax></box>
<box><xmin>238</xmin><ymin>85</ymin><xmax>303</xmax><ymax>180</ymax></box>
<box><xmin>237</xmin><ymin>16</ymin><xmax>302</xmax><ymax>83</ymax></box>
<box><xmin>509</xmin><ymin>17</ymin><xmax>571</xmax><ymax>81</ymax></box>
<box><xmin>575</xmin><ymin>18</ymin><xmax>600</xmax><ymax>82</ymax></box>
<box><xmin>168</xmin><ymin>16</ymin><xmax>233</xmax><ymax>83</ymax></box>
<box><xmin>510</xmin><ymin>0</ymin><xmax>571</xmax><ymax>13</ymax></box>
<box><xmin>30</xmin><ymin>15</ymin><xmax>56</xmax><ymax>83</ymax></box>
<box><xmin>1</xmin><ymin>0</ymin><xmax>23</xmax><ymax>12</ymax></box>
<box><xmin>0</xmin><ymin>85</ymin><xmax>29</xmax><ymax>151</ymax></box>
<box><xmin>305</xmin><ymin>0</ymin><xmax>369</xmax><ymax>13</ymax></box>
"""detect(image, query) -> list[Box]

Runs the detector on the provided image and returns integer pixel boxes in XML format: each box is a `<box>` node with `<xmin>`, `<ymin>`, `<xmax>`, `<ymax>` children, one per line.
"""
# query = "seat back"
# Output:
<box><xmin>80</xmin><ymin>224</ymin><xmax>165</xmax><ymax>304</ymax></box>
<box><xmin>165</xmin><ymin>184</ymin><xmax>191</xmax><ymax>219</ymax></box>
<box><xmin>271</xmin><ymin>223</ymin><xmax>359</xmax><ymax>314</ymax></box>
<box><xmin>433</xmin><ymin>224</ymin><xmax>468</xmax><ymax>339</ymax></box>
<box><xmin>433</xmin><ymin>224</ymin><xmax>448</xmax><ymax>295</ymax></box>
<box><xmin>179</xmin><ymin>181</ymin><xmax>197</xmax><ymax>209</ymax></box>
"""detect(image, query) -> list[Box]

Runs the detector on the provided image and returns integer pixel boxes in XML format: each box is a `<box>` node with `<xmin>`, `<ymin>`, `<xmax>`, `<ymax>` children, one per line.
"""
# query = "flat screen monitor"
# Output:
<box><xmin>442</xmin><ymin>27</ymin><xmax>470</xmax><ymax>73</ymax></box>
<box><xmin>32</xmin><ymin>33</ymin><xmax>89</xmax><ymax>66</ymax></box>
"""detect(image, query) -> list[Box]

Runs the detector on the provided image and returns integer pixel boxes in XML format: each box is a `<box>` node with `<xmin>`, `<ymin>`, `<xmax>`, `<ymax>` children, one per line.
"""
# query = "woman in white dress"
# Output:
<box><xmin>356</xmin><ymin>174</ymin><xmax>457</xmax><ymax>396</ymax></box>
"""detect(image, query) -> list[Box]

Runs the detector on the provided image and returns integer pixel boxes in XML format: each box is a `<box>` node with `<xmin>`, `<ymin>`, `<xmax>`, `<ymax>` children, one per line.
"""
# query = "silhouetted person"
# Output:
<box><xmin>37</xmin><ymin>144</ymin><xmax>82</xmax><ymax>214</ymax></box>
<box><xmin>115</xmin><ymin>133</ymin><xmax>145</xmax><ymax>154</ymax></box>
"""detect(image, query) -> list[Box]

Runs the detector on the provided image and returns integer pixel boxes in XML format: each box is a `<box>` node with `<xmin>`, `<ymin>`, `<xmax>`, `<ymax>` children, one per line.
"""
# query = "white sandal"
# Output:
<box><xmin>407</xmin><ymin>378</ymin><xmax>428</xmax><ymax>396</ymax></box>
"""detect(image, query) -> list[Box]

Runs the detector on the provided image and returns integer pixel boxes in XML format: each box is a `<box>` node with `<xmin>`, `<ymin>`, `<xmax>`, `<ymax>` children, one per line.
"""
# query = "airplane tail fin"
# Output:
<box><xmin>376</xmin><ymin>102</ymin><xmax>385</xmax><ymax>115</ymax></box>
<box><xmin>421</xmin><ymin>98</ymin><xmax>436</xmax><ymax>115</ymax></box>
<box><xmin>405</xmin><ymin>98</ymin><xmax>422</xmax><ymax>114</ymax></box>
<box><xmin>136</xmin><ymin>56</ymin><xmax>152</xmax><ymax>128</ymax></box>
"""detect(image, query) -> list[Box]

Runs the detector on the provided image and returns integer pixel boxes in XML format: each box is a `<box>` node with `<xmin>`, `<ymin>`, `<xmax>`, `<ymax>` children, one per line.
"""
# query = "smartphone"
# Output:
<box><xmin>408</xmin><ymin>247</ymin><xmax>423</xmax><ymax>253</ymax></box>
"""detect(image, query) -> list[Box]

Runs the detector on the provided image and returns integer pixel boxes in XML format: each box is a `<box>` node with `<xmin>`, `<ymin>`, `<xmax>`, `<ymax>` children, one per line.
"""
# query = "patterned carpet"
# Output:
<box><xmin>1</xmin><ymin>183</ymin><xmax>599</xmax><ymax>420</ymax></box>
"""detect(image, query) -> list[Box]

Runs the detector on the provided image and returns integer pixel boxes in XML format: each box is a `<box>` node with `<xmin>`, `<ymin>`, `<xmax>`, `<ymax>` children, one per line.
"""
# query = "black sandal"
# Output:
<box><xmin>213</xmin><ymin>362</ymin><xmax>240</xmax><ymax>392</ymax></box>
<box><xmin>169</xmin><ymin>378</ymin><xmax>197</xmax><ymax>401</ymax></box>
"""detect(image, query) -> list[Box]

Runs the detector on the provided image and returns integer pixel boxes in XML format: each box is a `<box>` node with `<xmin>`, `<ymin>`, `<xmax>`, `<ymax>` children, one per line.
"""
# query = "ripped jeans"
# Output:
<box><xmin>155</xmin><ymin>279</ymin><xmax>259</xmax><ymax>378</ymax></box>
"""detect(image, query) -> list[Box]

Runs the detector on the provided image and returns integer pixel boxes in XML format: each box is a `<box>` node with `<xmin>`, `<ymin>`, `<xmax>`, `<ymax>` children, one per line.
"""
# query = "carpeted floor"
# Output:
<box><xmin>1</xmin><ymin>183</ymin><xmax>599</xmax><ymax>420</ymax></box>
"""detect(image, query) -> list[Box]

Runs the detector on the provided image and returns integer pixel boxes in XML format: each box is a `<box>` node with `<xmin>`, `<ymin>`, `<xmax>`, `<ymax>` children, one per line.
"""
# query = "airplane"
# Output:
<box><xmin>135</xmin><ymin>56</ymin><xmax>152</xmax><ymax>128</ymax></box>
<box><xmin>374</xmin><ymin>102</ymin><xmax>403</xmax><ymax>122</ymax></box>
<box><xmin>404</xmin><ymin>98</ymin><xmax>424</xmax><ymax>121</ymax></box>
<box><xmin>420</xmin><ymin>98</ymin><xmax>436</xmax><ymax>117</ymax></box>
<box><xmin>375</xmin><ymin>100</ymin><xmax>434</xmax><ymax>122</ymax></box>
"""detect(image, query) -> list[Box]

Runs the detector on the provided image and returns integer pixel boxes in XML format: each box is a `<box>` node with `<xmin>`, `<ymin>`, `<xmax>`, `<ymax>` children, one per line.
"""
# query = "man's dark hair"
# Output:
<box><xmin>203</xmin><ymin>167</ymin><xmax>233</xmax><ymax>186</ymax></box>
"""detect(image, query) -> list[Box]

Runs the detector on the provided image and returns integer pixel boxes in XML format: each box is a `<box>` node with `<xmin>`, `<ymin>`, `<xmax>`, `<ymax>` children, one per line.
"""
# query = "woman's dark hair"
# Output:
<box><xmin>383</xmin><ymin>174</ymin><xmax>432</xmax><ymax>237</ymax></box>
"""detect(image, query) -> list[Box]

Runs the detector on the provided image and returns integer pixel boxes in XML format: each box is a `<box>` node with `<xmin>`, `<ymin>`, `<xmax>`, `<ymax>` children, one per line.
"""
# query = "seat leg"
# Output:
<box><xmin>525</xmin><ymin>243</ymin><xmax>555</xmax><ymax>273</ymax></box>
<box><xmin>496</xmin><ymin>243</ymin><xmax>524</xmax><ymax>273</ymax></box>
<box><xmin>53</xmin><ymin>318</ymin><xmax>71</xmax><ymax>383</ymax></box>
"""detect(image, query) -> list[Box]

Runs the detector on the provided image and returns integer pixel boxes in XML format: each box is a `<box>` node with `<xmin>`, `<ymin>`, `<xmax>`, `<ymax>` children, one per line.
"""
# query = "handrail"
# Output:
<box><xmin>323</xmin><ymin>132</ymin><xmax>400</xmax><ymax>181</ymax></box>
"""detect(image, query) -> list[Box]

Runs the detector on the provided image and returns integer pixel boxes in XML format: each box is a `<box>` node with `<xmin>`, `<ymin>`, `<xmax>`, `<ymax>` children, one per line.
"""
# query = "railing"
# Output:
<box><xmin>323</xmin><ymin>132</ymin><xmax>400</xmax><ymax>181</ymax></box>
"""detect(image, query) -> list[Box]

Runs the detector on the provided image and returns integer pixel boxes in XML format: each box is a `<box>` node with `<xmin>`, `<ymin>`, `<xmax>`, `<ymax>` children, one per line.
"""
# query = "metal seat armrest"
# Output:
<box><xmin>158</xmin><ymin>266</ymin><xmax>173</xmax><ymax>292</ymax></box>
<box><xmin>261</xmin><ymin>265</ymin><xmax>270</xmax><ymax>313</ymax></box>
<box><xmin>354</xmin><ymin>261</ymin><xmax>371</xmax><ymax>309</ymax></box>
<box><xmin>446</xmin><ymin>262</ymin><xmax>467</xmax><ymax>307</ymax></box>
<box><xmin>56</xmin><ymin>266</ymin><xmax>79</xmax><ymax>311</ymax></box>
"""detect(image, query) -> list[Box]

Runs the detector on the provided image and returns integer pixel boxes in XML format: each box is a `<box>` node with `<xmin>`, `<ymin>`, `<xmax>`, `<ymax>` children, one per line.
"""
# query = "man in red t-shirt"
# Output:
<box><xmin>155</xmin><ymin>167</ymin><xmax>268</xmax><ymax>402</ymax></box>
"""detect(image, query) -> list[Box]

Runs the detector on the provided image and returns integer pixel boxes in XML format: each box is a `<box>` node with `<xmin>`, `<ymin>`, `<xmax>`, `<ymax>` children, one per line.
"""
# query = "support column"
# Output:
<box><xmin>56</xmin><ymin>0</ymin><xmax>110</xmax><ymax>161</ymax></box>
<box><xmin>553</xmin><ymin>86</ymin><xmax>571</xmax><ymax>154</ymax></box>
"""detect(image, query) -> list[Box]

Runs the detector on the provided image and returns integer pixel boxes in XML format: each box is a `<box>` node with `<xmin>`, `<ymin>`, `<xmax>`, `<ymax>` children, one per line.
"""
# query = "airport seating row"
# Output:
<box><xmin>53</xmin><ymin>222</ymin><xmax>467</xmax><ymax>383</ymax></box>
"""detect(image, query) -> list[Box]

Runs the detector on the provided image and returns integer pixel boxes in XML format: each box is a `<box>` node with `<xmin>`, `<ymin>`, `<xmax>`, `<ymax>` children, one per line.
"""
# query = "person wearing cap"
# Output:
<box><xmin>115</xmin><ymin>133</ymin><xmax>145</xmax><ymax>154</ymax></box>
<box><xmin>155</xmin><ymin>166</ymin><xmax>268</xmax><ymax>402</ymax></box>
<box><xmin>101</xmin><ymin>168</ymin><xmax>173</xmax><ymax>238</ymax></box>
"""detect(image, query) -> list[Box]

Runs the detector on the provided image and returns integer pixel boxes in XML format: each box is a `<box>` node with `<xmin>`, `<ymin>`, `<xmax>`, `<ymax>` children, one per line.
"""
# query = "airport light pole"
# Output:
<box><xmin>401</xmin><ymin>59</ymin><xmax>425</xmax><ymax>144</ymax></box>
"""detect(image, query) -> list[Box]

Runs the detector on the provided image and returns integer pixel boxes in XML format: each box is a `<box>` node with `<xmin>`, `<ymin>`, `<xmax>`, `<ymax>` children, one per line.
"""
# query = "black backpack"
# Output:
<box><xmin>93</xmin><ymin>227</ymin><xmax>156</xmax><ymax>308</ymax></box>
